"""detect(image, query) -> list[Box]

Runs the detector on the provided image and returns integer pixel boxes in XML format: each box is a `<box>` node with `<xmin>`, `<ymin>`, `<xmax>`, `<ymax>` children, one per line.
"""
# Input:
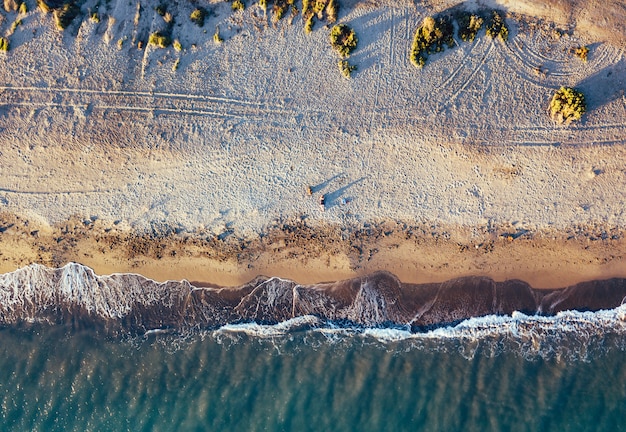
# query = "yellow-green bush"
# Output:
<box><xmin>148</xmin><ymin>31</ymin><xmax>171</xmax><ymax>48</ymax></box>
<box><xmin>0</xmin><ymin>36</ymin><xmax>9</xmax><ymax>52</ymax></box>
<box><xmin>329</xmin><ymin>24</ymin><xmax>357</xmax><ymax>58</ymax></box>
<box><xmin>410</xmin><ymin>15</ymin><xmax>454</xmax><ymax>68</ymax></box>
<box><xmin>549</xmin><ymin>87</ymin><xmax>586</xmax><ymax>123</ymax></box>
<box><xmin>486</xmin><ymin>11</ymin><xmax>508</xmax><ymax>41</ymax></box>
<box><xmin>458</xmin><ymin>13</ymin><xmax>483</xmax><ymax>42</ymax></box>
<box><xmin>190</xmin><ymin>8</ymin><xmax>207</xmax><ymax>26</ymax></box>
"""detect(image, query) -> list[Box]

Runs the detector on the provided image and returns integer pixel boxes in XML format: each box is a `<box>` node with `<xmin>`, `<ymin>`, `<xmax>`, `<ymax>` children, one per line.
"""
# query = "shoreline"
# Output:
<box><xmin>1</xmin><ymin>212</ymin><xmax>625</xmax><ymax>289</ymax></box>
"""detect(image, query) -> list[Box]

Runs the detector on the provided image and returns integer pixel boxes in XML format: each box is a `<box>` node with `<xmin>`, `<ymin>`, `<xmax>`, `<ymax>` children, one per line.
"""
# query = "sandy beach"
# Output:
<box><xmin>1</xmin><ymin>0</ymin><xmax>625</xmax><ymax>288</ymax></box>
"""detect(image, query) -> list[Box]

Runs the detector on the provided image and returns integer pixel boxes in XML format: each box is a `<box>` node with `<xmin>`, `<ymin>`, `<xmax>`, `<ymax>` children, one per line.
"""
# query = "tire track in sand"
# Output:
<box><xmin>0</xmin><ymin>86</ymin><xmax>322</xmax><ymax>121</ymax></box>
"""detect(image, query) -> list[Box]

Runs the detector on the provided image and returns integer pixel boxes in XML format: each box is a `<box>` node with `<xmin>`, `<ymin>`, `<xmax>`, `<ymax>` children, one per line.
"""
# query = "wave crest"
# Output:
<box><xmin>1</xmin><ymin>263</ymin><xmax>625</xmax><ymax>336</ymax></box>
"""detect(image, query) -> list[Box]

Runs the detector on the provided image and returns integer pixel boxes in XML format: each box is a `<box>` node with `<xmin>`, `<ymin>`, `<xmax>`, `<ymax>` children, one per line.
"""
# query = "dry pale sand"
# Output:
<box><xmin>1</xmin><ymin>0</ymin><xmax>625</xmax><ymax>286</ymax></box>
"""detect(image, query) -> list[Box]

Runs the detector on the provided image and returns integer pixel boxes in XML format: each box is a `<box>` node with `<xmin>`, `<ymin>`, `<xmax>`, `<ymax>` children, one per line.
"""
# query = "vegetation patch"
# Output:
<box><xmin>36</xmin><ymin>0</ymin><xmax>82</xmax><ymax>30</ymax></box>
<box><xmin>190</xmin><ymin>7</ymin><xmax>207</xmax><ymax>27</ymax></box>
<box><xmin>573</xmin><ymin>46</ymin><xmax>589</xmax><ymax>62</ymax></box>
<box><xmin>213</xmin><ymin>27</ymin><xmax>223</xmax><ymax>44</ymax></box>
<box><xmin>410</xmin><ymin>15</ymin><xmax>454</xmax><ymax>68</ymax></box>
<box><xmin>338</xmin><ymin>60</ymin><xmax>356</xmax><ymax>78</ymax></box>
<box><xmin>457</xmin><ymin>12</ymin><xmax>483</xmax><ymax>42</ymax></box>
<box><xmin>266</xmin><ymin>0</ymin><xmax>294</xmax><ymax>22</ymax></box>
<box><xmin>36</xmin><ymin>0</ymin><xmax>62</xmax><ymax>14</ymax></box>
<box><xmin>10</xmin><ymin>18</ymin><xmax>22</xmax><ymax>32</ymax></box>
<box><xmin>549</xmin><ymin>87</ymin><xmax>586</xmax><ymax>123</ymax></box>
<box><xmin>329</xmin><ymin>24</ymin><xmax>357</xmax><ymax>58</ymax></box>
<box><xmin>302</xmin><ymin>0</ymin><xmax>337</xmax><ymax>32</ymax></box>
<box><xmin>0</xmin><ymin>36</ymin><xmax>9</xmax><ymax>52</ymax></box>
<box><xmin>155</xmin><ymin>4</ymin><xmax>166</xmax><ymax>16</ymax></box>
<box><xmin>53</xmin><ymin>2</ymin><xmax>80</xmax><ymax>30</ymax></box>
<box><xmin>3</xmin><ymin>0</ymin><xmax>20</xmax><ymax>12</ymax></box>
<box><xmin>232</xmin><ymin>0</ymin><xmax>245</xmax><ymax>11</ymax></box>
<box><xmin>148</xmin><ymin>31</ymin><xmax>171</xmax><ymax>48</ymax></box>
<box><xmin>486</xmin><ymin>11</ymin><xmax>508</xmax><ymax>41</ymax></box>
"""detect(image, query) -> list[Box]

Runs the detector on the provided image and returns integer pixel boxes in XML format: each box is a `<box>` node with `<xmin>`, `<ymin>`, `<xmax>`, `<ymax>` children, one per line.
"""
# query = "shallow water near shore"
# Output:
<box><xmin>1</xmin><ymin>315</ymin><xmax>625</xmax><ymax>431</ymax></box>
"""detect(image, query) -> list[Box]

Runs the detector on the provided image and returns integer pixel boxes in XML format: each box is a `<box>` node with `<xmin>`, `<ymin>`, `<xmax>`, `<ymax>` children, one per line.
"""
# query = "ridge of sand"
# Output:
<box><xmin>1</xmin><ymin>212</ymin><xmax>625</xmax><ymax>289</ymax></box>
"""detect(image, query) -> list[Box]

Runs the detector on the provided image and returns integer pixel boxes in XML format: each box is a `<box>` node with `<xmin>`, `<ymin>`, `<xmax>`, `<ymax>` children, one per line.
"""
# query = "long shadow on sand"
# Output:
<box><xmin>324</xmin><ymin>176</ymin><xmax>366</xmax><ymax>209</ymax></box>
<box><xmin>575</xmin><ymin>61</ymin><xmax>626</xmax><ymax>114</ymax></box>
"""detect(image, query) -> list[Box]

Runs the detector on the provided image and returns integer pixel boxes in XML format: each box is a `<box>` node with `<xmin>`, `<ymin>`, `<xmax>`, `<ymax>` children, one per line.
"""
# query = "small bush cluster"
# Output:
<box><xmin>410</xmin><ymin>16</ymin><xmax>454</xmax><ymax>68</ymax></box>
<box><xmin>36</xmin><ymin>0</ymin><xmax>58</xmax><ymax>14</ymax></box>
<box><xmin>338</xmin><ymin>60</ymin><xmax>356</xmax><ymax>78</ymax></box>
<box><xmin>155</xmin><ymin>4</ymin><xmax>166</xmax><ymax>16</ymax></box>
<box><xmin>148</xmin><ymin>31</ymin><xmax>171</xmax><ymax>48</ymax></box>
<box><xmin>302</xmin><ymin>0</ymin><xmax>337</xmax><ymax>29</ymax></box>
<box><xmin>0</xmin><ymin>36</ymin><xmax>9</xmax><ymax>52</ymax></box>
<box><xmin>267</xmin><ymin>0</ymin><xmax>294</xmax><ymax>22</ymax></box>
<box><xmin>232</xmin><ymin>0</ymin><xmax>245</xmax><ymax>11</ymax></box>
<box><xmin>549</xmin><ymin>87</ymin><xmax>586</xmax><ymax>123</ymax></box>
<box><xmin>574</xmin><ymin>46</ymin><xmax>589</xmax><ymax>62</ymax></box>
<box><xmin>36</xmin><ymin>0</ymin><xmax>81</xmax><ymax>30</ymax></box>
<box><xmin>486</xmin><ymin>11</ymin><xmax>508</xmax><ymax>41</ymax></box>
<box><xmin>213</xmin><ymin>27</ymin><xmax>223</xmax><ymax>44</ymax></box>
<box><xmin>10</xmin><ymin>18</ymin><xmax>22</xmax><ymax>32</ymax></box>
<box><xmin>457</xmin><ymin>12</ymin><xmax>483</xmax><ymax>42</ymax></box>
<box><xmin>190</xmin><ymin>7</ymin><xmax>207</xmax><ymax>27</ymax></box>
<box><xmin>53</xmin><ymin>2</ymin><xmax>80</xmax><ymax>29</ymax></box>
<box><xmin>329</xmin><ymin>24</ymin><xmax>357</xmax><ymax>58</ymax></box>
<box><xmin>3</xmin><ymin>0</ymin><xmax>19</xmax><ymax>12</ymax></box>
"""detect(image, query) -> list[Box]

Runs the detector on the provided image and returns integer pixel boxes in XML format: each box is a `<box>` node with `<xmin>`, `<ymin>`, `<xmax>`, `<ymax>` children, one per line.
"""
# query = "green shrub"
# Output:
<box><xmin>148</xmin><ymin>31</ymin><xmax>171</xmax><ymax>48</ymax></box>
<box><xmin>173</xmin><ymin>39</ymin><xmax>182</xmax><ymax>51</ymax></box>
<box><xmin>259</xmin><ymin>0</ymin><xmax>267</xmax><ymax>10</ymax></box>
<box><xmin>304</xmin><ymin>15</ymin><xmax>313</xmax><ymax>33</ymax></box>
<box><xmin>190</xmin><ymin>7</ymin><xmax>207</xmax><ymax>27</ymax></box>
<box><xmin>338</xmin><ymin>60</ymin><xmax>355</xmax><ymax>78</ymax></box>
<box><xmin>18</xmin><ymin>1</ymin><xmax>27</xmax><ymax>14</ymax></box>
<box><xmin>574</xmin><ymin>46</ymin><xmax>589</xmax><ymax>62</ymax></box>
<box><xmin>36</xmin><ymin>0</ymin><xmax>56</xmax><ymax>13</ymax></box>
<box><xmin>302</xmin><ymin>0</ymin><xmax>334</xmax><ymax>27</ymax></box>
<box><xmin>325</xmin><ymin>0</ymin><xmax>337</xmax><ymax>23</ymax></box>
<box><xmin>213</xmin><ymin>27</ymin><xmax>223</xmax><ymax>43</ymax></box>
<box><xmin>155</xmin><ymin>4</ymin><xmax>166</xmax><ymax>16</ymax></box>
<box><xmin>0</xmin><ymin>36</ymin><xmax>9</xmax><ymax>52</ymax></box>
<box><xmin>53</xmin><ymin>2</ymin><xmax>80</xmax><ymax>30</ymax></box>
<box><xmin>90</xmin><ymin>12</ymin><xmax>100</xmax><ymax>23</ymax></box>
<box><xmin>272</xmin><ymin>4</ymin><xmax>285</xmax><ymax>20</ymax></box>
<box><xmin>232</xmin><ymin>0</ymin><xmax>245</xmax><ymax>11</ymax></box>
<box><xmin>410</xmin><ymin>15</ymin><xmax>454</xmax><ymax>68</ymax></box>
<box><xmin>549</xmin><ymin>87</ymin><xmax>586</xmax><ymax>123</ymax></box>
<box><xmin>486</xmin><ymin>11</ymin><xmax>508</xmax><ymax>41</ymax></box>
<box><xmin>457</xmin><ymin>13</ymin><xmax>483</xmax><ymax>42</ymax></box>
<box><xmin>329</xmin><ymin>24</ymin><xmax>357</xmax><ymax>58</ymax></box>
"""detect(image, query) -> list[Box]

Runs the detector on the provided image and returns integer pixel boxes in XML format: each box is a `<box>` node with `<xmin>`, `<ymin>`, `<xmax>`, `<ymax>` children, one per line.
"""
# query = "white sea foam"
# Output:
<box><xmin>2</xmin><ymin>263</ymin><xmax>626</xmax><ymax>360</ymax></box>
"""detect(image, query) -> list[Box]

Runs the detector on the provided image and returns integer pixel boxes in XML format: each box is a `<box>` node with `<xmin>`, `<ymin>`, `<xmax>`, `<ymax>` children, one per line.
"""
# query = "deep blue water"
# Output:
<box><xmin>1</xmin><ymin>313</ymin><xmax>625</xmax><ymax>431</ymax></box>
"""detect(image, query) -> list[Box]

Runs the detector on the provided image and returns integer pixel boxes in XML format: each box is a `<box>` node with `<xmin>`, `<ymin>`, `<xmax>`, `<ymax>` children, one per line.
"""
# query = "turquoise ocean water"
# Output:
<box><xmin>1</xmin><ymin>314</ymin><xmax>625</xmax><ymax>431</ymax></box>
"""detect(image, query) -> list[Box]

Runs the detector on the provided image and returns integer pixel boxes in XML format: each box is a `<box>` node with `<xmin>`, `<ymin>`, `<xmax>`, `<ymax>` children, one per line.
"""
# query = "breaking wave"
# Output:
<box><xmin>1</xmin><ymin>262</ymin><xmax>625</xmax><ymax>359</ymax></box>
